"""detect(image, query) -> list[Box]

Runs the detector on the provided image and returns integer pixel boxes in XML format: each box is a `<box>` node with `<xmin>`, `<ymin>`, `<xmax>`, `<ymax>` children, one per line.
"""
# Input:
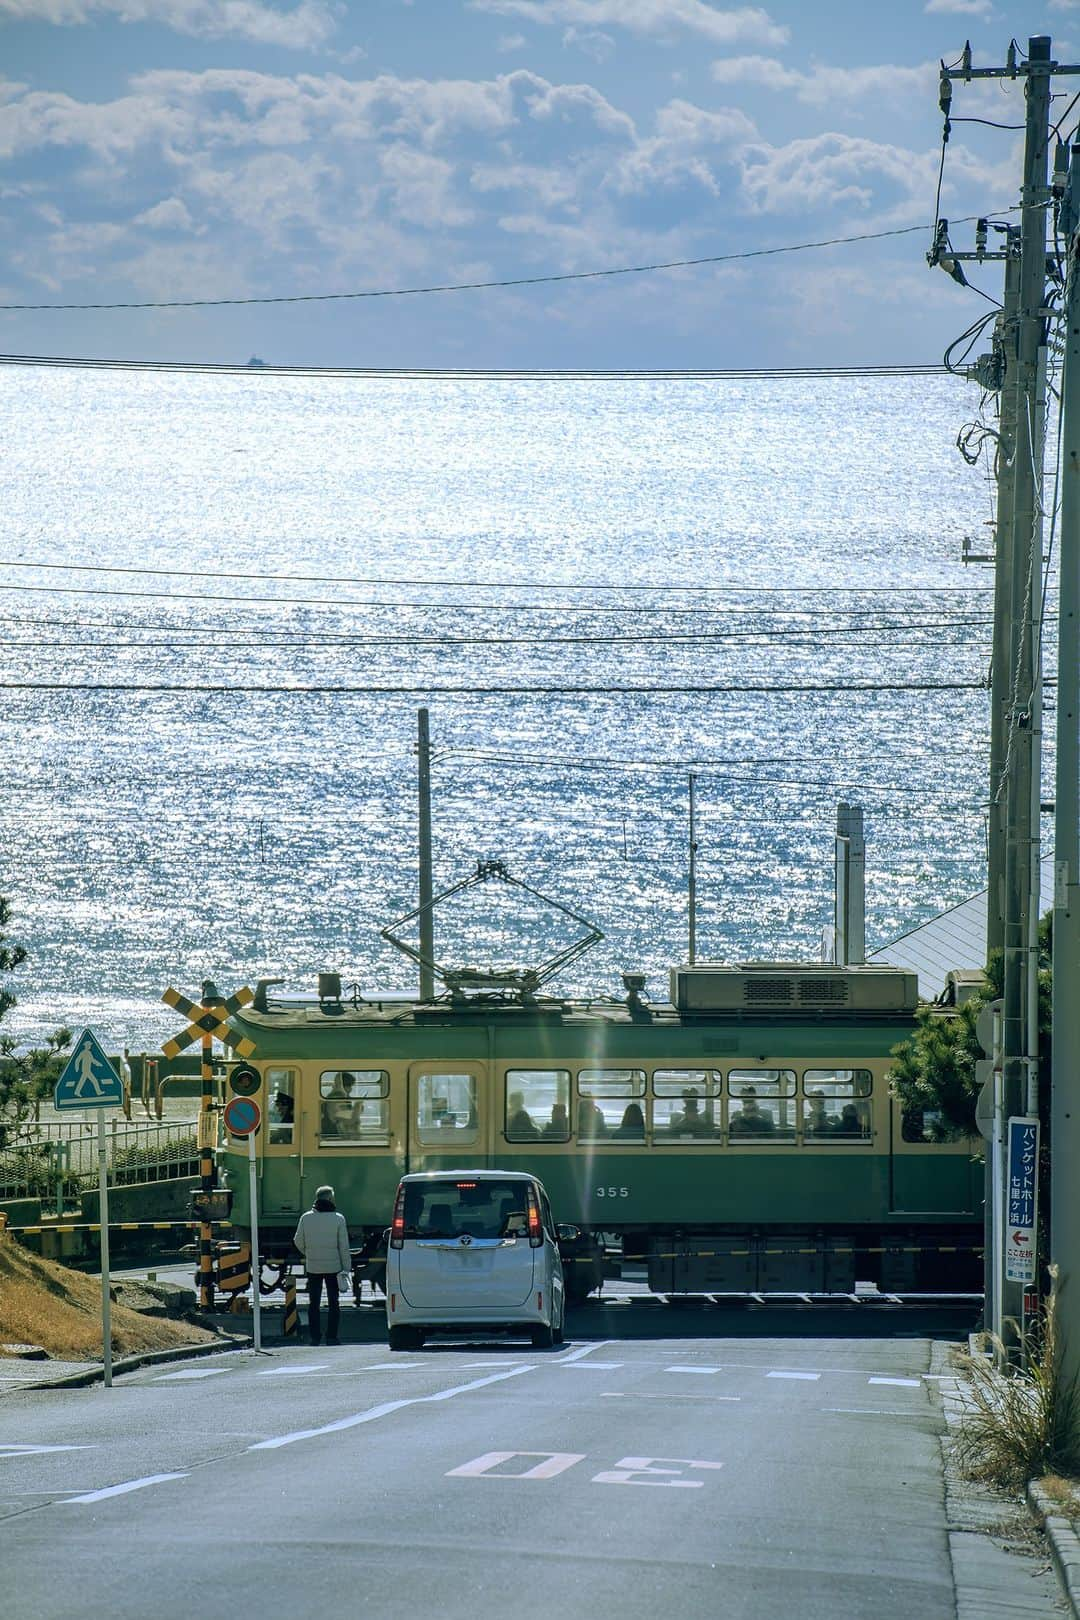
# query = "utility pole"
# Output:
<box><xmin>688</xmin><ymin>772</ymin><xmax>697</xmax><ymax>965</ymax></box>
<box><xmin>1000</xmin><ymin>34</ymin><xmax>1050</xmax><ymax>1344</ymax></box>
<box><xmin>417</xmin><ymin>708</ymin><xmax>434</xmax><ymax>1001</ymax></box>
<box><xmin>988</xmin><ymin>232</ymin><xmax>1023</xmax><ymax>958</ymax></box>
<box><xmin>1053</xmin><ymin>142</ymin><xmax>1080</xmax><ymax>1394</ymax></box>
<box><xmin>934</xmin><ymin>35</ymin><xmax>1070</xmax><ymax>1353</ymax></box>
<box><xmin>834</xmin><ymin>802</ymin><xmax>865</xmax><ymax>966</ymax></box>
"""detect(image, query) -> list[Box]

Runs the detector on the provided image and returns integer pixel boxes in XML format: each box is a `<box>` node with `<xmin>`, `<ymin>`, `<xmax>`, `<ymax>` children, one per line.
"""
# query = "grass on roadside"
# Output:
<box><xmin>0</xmin><ymin>1229</ymin><xmax>219</xmax><ymax>1360</ymax></box>
<box><xmin>952</xmin><ymin>1269</ymin><xmax>1080</xmax><ymax>1492</ymax></box>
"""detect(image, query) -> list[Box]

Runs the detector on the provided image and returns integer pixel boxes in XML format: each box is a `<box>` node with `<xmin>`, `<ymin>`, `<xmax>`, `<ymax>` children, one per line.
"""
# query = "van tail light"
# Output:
<box><xmin>527</xmin><ymin>1188</ymin><xmax>543</xmax><ymax>1249</ymax></box>
<box><xmin>390</xmin><ymin>1182</ymin><xmax>406</xmax><ymax>1249</ymax></box>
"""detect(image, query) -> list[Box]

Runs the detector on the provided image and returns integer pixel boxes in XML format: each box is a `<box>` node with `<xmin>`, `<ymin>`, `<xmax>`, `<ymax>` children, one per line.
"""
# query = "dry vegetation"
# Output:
<box><xmin>0</xmin><ymin>1233</ymin><xmax>220</xmax><ymax>1360</ymax></box>
<box><xmin>952</xmin><ymin>1275</ymin><xmax>1080</xmax><ymax>1491</ymax></box>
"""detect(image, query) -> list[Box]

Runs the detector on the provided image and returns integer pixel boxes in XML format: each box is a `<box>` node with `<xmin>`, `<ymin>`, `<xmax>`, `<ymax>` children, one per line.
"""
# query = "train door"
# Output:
<box><xmin>406</xmin><ymin>1063</ymin><xmax>492</xmax><ymax>1173</ymax></box>
<box><xmin>261</xmin><ymin>1062</ymin><xmax>306</xmax><ymax>1224</ymax></box>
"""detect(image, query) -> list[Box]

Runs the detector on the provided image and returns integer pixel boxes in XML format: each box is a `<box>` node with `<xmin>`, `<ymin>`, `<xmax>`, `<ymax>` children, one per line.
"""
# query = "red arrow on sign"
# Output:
<box><xmin>1012</xmin><ymin>1231</ymin><xmax>1030</xmax><ymax>1244</ymax></box>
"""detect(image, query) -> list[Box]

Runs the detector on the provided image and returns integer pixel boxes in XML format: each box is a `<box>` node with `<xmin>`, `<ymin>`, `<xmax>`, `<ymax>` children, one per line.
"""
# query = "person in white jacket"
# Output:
<box><xmin>293</xmin><ymin>1185</ymin><xmax>351</xmax><ymax>1345</ymax></box>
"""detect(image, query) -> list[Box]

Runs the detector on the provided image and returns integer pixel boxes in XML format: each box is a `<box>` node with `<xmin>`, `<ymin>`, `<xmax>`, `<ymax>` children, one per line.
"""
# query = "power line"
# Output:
<box><xmin>0</xmin><ymin>680</ymin><xmax>994</xmax><ymax>695</ymax></box>
<box><xmin>0</xmin><ymin>354</ymin><xmax>952</xmax><ymax>381</ymax></box>
<box><xmin>0</xmin><ymin>222</ymin><xmax>980</xmax><ymax>313</ymax></box>
<box><xmin>0</xmin><ymin>606</ymin><xmax>998</xmax><ymax>635</ymax></box>
<box><xmin>0</xmin><ymin>557</ymin><xmax>982</xmax><ymax>596</ymax></box>
<box><xmin>0</xmin><ymin>581</ymin><xmax>995</xmax><ymax>618</ymax></box>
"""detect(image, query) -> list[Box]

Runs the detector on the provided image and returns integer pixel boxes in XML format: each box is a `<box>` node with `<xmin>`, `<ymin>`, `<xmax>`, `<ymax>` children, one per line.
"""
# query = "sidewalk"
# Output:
<box><xmin>0</xmin><ymin>1333</ymin><xmax>249</xmax><ymax>1392</ymax></box>
<box><xmin>931</xmin><ymin>1340</ymin><xmax>1069</xmax><ymax>1617</ymax></box>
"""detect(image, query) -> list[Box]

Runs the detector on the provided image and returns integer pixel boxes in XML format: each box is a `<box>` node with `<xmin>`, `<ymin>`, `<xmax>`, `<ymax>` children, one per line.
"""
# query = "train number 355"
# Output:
<box><xmin>595</xmin><ymin>1186</ymin><xmax>630</xmax><ymax>1199</ymax></box>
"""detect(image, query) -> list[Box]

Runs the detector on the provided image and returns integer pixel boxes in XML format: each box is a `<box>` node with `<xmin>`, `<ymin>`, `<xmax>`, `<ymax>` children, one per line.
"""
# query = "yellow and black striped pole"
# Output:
<box><xmin>161</xmin><ymin>979</ymin><xmax>256</xmax><ymax>1314</ymax></box>
<box><xmin>283</xmin><ymin>1274</ymin><xmax>298</xmax><ymax>1338</ymax></box>
<box><xmin>197</xmin><ymin>978</ymin><xmax>217</xmax><ymax>1310</ymax></box>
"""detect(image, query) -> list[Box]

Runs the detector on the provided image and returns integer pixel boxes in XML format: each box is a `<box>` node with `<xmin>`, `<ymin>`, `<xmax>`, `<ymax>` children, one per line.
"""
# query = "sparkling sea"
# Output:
<box><xmin>0</xmin><ymin>367</ymin><xmax>1021</xmax><ymax>1049</ymax></box>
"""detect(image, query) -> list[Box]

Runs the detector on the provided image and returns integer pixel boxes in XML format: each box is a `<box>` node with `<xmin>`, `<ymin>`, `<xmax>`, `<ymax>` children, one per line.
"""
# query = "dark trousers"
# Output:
<box><xmin>306</xmin><ymin>1272</ymin><xmax>340</xmax><ymax>1343</ymax></box>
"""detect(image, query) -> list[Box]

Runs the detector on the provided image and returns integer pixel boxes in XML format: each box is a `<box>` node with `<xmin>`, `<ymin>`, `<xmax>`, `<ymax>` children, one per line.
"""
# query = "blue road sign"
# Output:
<box><xmin>54</xmin><ymin>1028</ymin><xmax>123</xmax><ymax>1111</ymax></box>
<box><xmin>1006</xmin><ymin>1115</ymin><xmax>1040</xmax><ymax>1285</ymax></box>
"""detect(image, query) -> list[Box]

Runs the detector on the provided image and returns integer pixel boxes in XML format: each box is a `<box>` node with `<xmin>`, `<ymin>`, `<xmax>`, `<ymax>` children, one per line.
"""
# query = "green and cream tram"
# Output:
<box><xmin>214</xmin><ymin>960</ymin><xmax>980</xmax><ymax>1298</ymax></box>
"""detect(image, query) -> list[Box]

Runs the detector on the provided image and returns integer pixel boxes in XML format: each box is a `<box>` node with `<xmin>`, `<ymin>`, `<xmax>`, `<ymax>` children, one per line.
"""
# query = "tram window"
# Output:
<box><xmin>577</xmin><ymin>1070</ymin><xmax>646</xmax><ymax>1141</ymax></box>
<box><xmin>415</xmin><ymin>1073</ymin><xmax>479</xmax><ymax>1144</ymax></box>
<box><xmin>653</xmin><ymin>1071</ymin><xmax>720</xmax><ymax>1140</ymax></box>
<box><xmin>727</xmin><ymin>1070</ymin><xmax>796</xmax><ymax>1140</ymax></box>
<box><xmin>803</xmin><ymin>1068</ymin><xmax>872</xmax><ymax>1097</ymax></box>
<box><xmin>266</xmin><ymin>1068</ymin><xmax>297</xmax><ymax>1145</ymax></box>
<box><xmin>505</xmin><ymin>1070</ymin><xmax>570</xmax><ymax>1142</ymax></box>
<box><xmin>319</xmin><ymin>1070</ymin><xmax>390</xmax><ymax>1145</ymax></box>
<box><xmin>802</xmin><ymin>1070</ymin><xmax>873</xmax><ymax>1140</ymax></box>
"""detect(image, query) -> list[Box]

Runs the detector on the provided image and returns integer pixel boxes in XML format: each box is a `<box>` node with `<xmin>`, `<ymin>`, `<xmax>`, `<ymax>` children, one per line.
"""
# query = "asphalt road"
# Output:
<box><xmin>1</xmin><ymin>1329</ymin><xmax>1011</xmax><ymax>1620</ymax></box>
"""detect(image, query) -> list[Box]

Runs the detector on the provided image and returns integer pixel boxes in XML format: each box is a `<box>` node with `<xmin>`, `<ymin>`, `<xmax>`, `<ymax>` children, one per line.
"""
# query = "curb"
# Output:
<box><xmin>17</xmin><ymin>1332</ymin><xmax>252</xmax><ymax>1391</ymax></box>
<box><xmin>1028</xmin><ymin>1480</ymin><xmax>1080</xmax><ymax>1619</ymax></box>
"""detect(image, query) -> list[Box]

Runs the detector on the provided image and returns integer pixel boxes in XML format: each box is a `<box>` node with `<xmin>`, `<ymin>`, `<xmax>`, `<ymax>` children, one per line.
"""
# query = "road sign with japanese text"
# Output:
<box><xmin>1005</xmin><ymin>1115</ymin><xmax>1040</xmax><ymax>1284</ymax></box>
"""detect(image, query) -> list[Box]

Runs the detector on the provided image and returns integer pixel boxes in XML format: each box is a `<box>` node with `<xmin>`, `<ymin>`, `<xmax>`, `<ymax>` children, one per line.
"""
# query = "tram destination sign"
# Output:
<box><xmin>1005</xmin><ymin>1115</ymin><xmax>1040</xmax><ymax>1285</ymax></box>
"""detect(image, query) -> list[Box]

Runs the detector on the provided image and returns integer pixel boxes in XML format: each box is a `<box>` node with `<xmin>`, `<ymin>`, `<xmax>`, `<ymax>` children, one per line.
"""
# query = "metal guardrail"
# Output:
<box><xmin>0</xmin><ymin>1120</ymin><xmax>199</xmax><ymax>1200</ymax></box>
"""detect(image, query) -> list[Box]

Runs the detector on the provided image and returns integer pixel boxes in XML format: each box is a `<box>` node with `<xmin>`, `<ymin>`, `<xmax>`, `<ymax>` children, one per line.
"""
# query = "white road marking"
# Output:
<box><xmin>62</xmin><ymin>1473</ymin><xmax>188</xmax><ymax>1504</ymax></box>
<box><xmin>600</xmin><ymin>1392</ymin><xmax>740</xmax><ymax>1402</ymax></box>
<box><xmin>447</xmin><ymin>1451</ymin><xmax>585</xmax><ymax>1480</ymax></box>
<box><xmin>461</xmin><ymin>1361</ymin><xmax>527</xmax><ymax>1369</ymax></box>
<box><xmin>248</xmin><ymin>1365</ymin><xmax>534</xmax><ymax>1452</ymax></box>
<box><xmin>0</xmin><ymin>1444</ymin><xmax>93</xmax><ymax>1458</ymax></box>
<box><xmin>153</xmin><ymin>1368</ymin><xmax>228</xmax><ymax>1381</ymax></box>
<box><xmin>554</xmin><ymin>1342</ymin><xmax>611</xmax><ymax>1363</ymax></box>
<box><xmin>868</xmin><ymin>1376</ymin><xmax>922</xmax><ymax>1387</ymax></box>
<box><xmin>257</xmin><ymin>1365</ymin><xmax>329</xmax><ymax>1377</ymax></box>
<box><xmin>664</xmin><ymin>1366</ymin><xmax>721</xmax><ymax>1375</ymax></box>
<box><xmin>558</xmin><ymin>1361</ymin><xmax>624</xmax><ymax>1370</ymax></box>
<box><xmin>767</xmin><ymin>1370</ymin><xmax>821</xmax><ymax>1381</ymax></box>
<box><xmin>823</xmin><ymin>1407</ymin><xmax>926</xmax><ymax>1416</ymax></box>
<box><xmin>592</xmin><ymin>1456</ymin><xmax>724</xmax><ymax>1488</ymax></box>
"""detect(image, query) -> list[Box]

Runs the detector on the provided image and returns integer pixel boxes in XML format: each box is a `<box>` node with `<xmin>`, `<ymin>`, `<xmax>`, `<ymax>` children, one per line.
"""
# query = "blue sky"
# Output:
<box><xmin>0</xmin><ymin>0</ymin><xmax>1077</xmax><ymax>366</ymax></box>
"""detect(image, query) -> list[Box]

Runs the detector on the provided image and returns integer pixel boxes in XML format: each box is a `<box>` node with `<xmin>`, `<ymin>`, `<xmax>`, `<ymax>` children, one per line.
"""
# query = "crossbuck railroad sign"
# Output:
<box><xmin>160</xmin><ymin>985</ymin><xmax>257</xmax><ymax>1058</ymax></box>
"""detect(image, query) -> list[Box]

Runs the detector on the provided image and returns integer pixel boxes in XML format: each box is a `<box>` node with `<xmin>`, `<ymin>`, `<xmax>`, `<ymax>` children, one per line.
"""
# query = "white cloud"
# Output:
<box><xmin>924</xmin><ymin>0</ymin><xmax>992</xmax><ymax>16</ymax></box>
<box><xmin>518</xmin><ymin>72</ymin><xmax>635</xmax><ymax>137</ymax></box>
<box><xmin>738</xmin><ymin>131</ymin><xmax>937</xmax><ymax>215</ymax></box>
<box><xmin>711</xmin><ymin>56</ymin><xmax>936</xmax><ymax>108</ymax></box>
<box><xmin>134</xmin><ymin>195</ymin><xmax>196</xmax><ymax>229</ymax></box>
<box><xmin>562</xmin><ymin>25</ymin><xmax>614</xmax><ymax>60</ymax></box>
<box><xmin>0</xmin><ymin>0</ymin><xmax>337</xmax><ymax>49</ymax></box>
<box><xmin>379</xmin><ymin>142</ymin><xmax>473</xmax><ymax>226</ymax></box>
<box><xmin>496</xmin><ymin>30</ymin><xmax>526</xmax><ymax>48</ymax></box>
<box><xmin>470</xmin><ymin>1</ymin><xmax>788</xmax><ymax>47</ymax></box>
<box><xmin>470</xmin><ymin>158</ymin><xmax>581</xmax><ymax>207</ymax></box>
<box><xmin>610</xmin><ymin>95</ymin><xmax>755</xmax><ymax>193</ymax></box>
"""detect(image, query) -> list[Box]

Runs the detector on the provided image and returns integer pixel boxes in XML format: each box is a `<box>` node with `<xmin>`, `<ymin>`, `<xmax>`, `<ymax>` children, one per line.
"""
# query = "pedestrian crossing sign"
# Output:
<box><xmin>54</xmin><ymin>1028</ymin><xmax>124</xmax><ymax>1111</ymax></box>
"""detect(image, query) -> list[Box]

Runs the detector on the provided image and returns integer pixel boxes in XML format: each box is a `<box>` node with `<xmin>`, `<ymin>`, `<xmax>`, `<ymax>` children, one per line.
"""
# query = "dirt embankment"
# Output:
<box><xmin>0</xmin><ymin>1233</ymin><xmax>220</xmax><ymax>1360</ymax></box>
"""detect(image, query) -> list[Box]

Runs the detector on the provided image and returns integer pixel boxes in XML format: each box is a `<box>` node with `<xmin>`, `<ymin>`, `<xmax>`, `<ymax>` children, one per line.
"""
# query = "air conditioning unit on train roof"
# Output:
<box><xmin>669</xmin><ymin>962</ymin><xmax>918</xmax><ymax>1014</ymax></box>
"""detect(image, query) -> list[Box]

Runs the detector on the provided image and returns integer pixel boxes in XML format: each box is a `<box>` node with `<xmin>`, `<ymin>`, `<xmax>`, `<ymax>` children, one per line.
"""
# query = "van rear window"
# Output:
<box><xmin>402</xmin><ymin>1180</ymin><xmax>532</xmax><ymax>1240</ymax></box>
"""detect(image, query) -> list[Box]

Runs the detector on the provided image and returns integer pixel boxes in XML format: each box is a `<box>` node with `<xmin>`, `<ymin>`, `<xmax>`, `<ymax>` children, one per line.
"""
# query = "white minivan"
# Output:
<box><xmin>386</xmin><ymin>1169</ymin><xmax>568</xmax><ymax>1350</ymax></box>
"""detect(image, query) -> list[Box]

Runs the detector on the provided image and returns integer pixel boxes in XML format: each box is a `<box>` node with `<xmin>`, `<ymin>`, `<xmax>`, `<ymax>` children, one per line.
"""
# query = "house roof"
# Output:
<box><xmin>867</xmin><ymin>855</ymin><xmax>1055</xmax><ymax>1001</ymax></box>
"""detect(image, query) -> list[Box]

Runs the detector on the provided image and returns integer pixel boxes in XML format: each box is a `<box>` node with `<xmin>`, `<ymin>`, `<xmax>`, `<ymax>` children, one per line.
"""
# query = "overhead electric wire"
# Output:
<box><xmin>0</xmin><ymin>354</ymin><xmax>952</xmax><ymax>381</ymax></box>
<box><xmin>0</xmin><ymin>606</ymin><xmax>997</xmax><ymax>636</ymax></box>
<box><xmin>0</xmin><ymin>624</ymin><xmax>992</xmax><ymax>650</ymax></box>
<box><xmin>0</xmin><ymin>557</ymin><xmax>985</xmax><ymax>595</ymax></box>
<box><xmin>0</xmin><ymin>680</ymin><xmax>997</xmax><ymax>695</ymax></box>
<box><xmin>0</xmin><ymin>581</ymin><xmax>994</xmax><ymax>617</ymax></box>
<box><xmin>0</xmin><ymin>219</ymin><xmax>999</xmax><ymax>313</ymax></box>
